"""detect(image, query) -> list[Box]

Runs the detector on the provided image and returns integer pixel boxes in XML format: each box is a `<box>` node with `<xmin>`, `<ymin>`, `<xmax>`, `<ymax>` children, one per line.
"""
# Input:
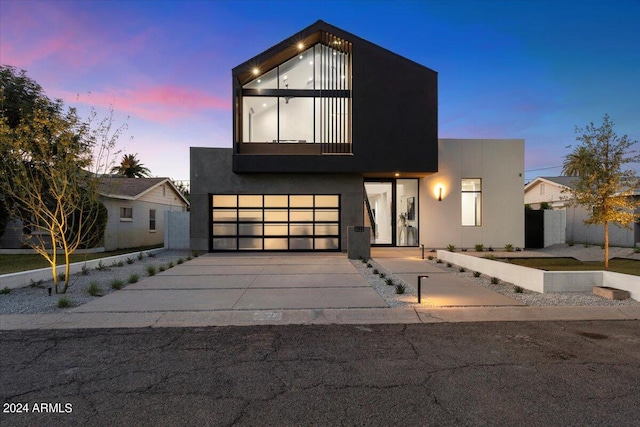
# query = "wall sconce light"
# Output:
<box><xmin>438</xmin><ymin>187</ymin><xmax>443</xmax><ymax>202</ymax></box>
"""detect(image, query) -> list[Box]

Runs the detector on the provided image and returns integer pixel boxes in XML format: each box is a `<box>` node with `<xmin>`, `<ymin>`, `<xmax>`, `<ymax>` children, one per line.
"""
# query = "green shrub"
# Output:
<box><xmin>427</xmin><ymin>255</ymin><xmax>434</xmax><ymax>260</ymax></box>
<box><xmin>111</xmin><ymin>260</ymin><xmax>124</xmax><ymax>267</ymax></box>
<box><xmin>146</xmin><ymin>265</ymin><xmax>157</xmax><ymax>276</ymax></box>
<box><xmin>475</xmin><ymin>244</ymin><xmax>484</xmax><ymax>252</ymax></box>
<box><xmin>191</xmin><ymin>250</ymin><xmax>200</xmax><ymax>258</ymax></box>
<box><xmin>395</xmin><ymin>284</ymin><xmax>406</xmax><ymax>294</ymax></box>
<box><xmin>473</xmin><ymin>271</ymin><xmax>481</xmax><ymax>278</ymax></box>
<box><xmin>126</xmin><ymin>257</ymin><xmax>135</xmax><ymax>264</ymax></box>
<box><xmin>459</xmin><ymin>267</ymin><xmax>466</xmax><ymax>272</ymax></box>
<box><xmin>361</xmin><ymin>258</ymin><xmax>368</xmax><ymax>264</ymax></box>
<box><xmin>436</xmin><ymin>259</ymin><xmax>442</xmax><ymax>264</ymax></box>
<box><xmin>148</xmin><ymin>252</ymin><xmax>156</xmax><ymax>258</ymax></box>
<box><xmin>446</xmin><ymin>244</ymin><xmax>456</xmax><ymax>252</ymax></box>
<box><xmin>177</xmin><ymin>258</ymin><xmax>184</xmax><ymax>264</ymax></box>
<box><xmin>57</xmin><ymin>297</ymin><xmax>71</xmax><ymax>308</ymax></box>
<box><xmin>137</xmin><ymin>252</ymin><xmax>144</xmax><ymax>260</ymax></box>
<box><xmin>167</xmin><ymin>261</ymin><xmax>174</xmax><ymax>268</ymax></box>
<box><xmin>159</xmin><ymin>265</ymin><xmax>166</xmax><ymax>272</ymax></box>
<box><xmin>513</xmin><ymin>285</ymin><xmax>524</xmax><ymax>293</ymax></box>
<box><xmin>87</xmin><ymin>282</ymin><xmax>102</xmax><ymax>296</ymax></box>
<box><xmin>385</xmin><ymin>278</ymin><xmax>394</xmax><ymax>286</ymax></box>
<box><xmin>110</xmin><ymin>279</ymin><xmax>125</xmax><ymax>290</ymax></box>
<box><xmin>379</xmin><ymin>273</ymin><xmax>385</xmax><ymax>278</ymax></box>
<box><xmin>81</xmin><ymin>265</ymin><xmax>89</xmax><ymax>275</ymax></box>
<box><xmin>446</xmin><ymin>262</ymin><xmax>452</xmax><ymax>268</ymax></box>
<box><xmin>0</xmin><ymin>286</ymin><xmax>11</xmax><ymax>294</ymax></box>
<box><xmin>30</xmin><ymin>279</ymin><xmax>45</xmax><ymax>288</ymax></box>
<box><xmin>567</xmin><ymin>239</ymin><xmax>574</xmax><ymax>247</ymax></box>
<box><xmin>366</xmin><ymin>263</ymin><xmax>372</xmax><ymax>268</ymax></box>
<box><xmin>372</xmin><ymin>268</ymin><xmax>379</xmax><ymax>274</ymax></box>
<box><xmin>96</xmin><ymin>261</ymin><xmax>108</xmax><ymax>271</ymax></box>
<box><xmin>128</xmin><ymin>273</ymin><xmax>139</xmax><ymax>284</ymax></box>
<box><xmin>58</xmin><ymin>273</ymin><xmax>65</xmax><ymax>282</ymax></box>
<box><xmin>491</xmin><ymin>277</ymin><xmax>500</xmax><ymax>285</ymax></box>
<box><xmin>186</xmin><ymin>255</ymin><xmax>193</xmax><ymax>261</ymax></box>
<box><xmin>483</xmin><ymin>254</ymin><xmax>496</xmax><ymax>260</ymax></box>
<box><xmin>504</xmin><ymin>243</ymin><xmax>514</xmax><ymax>252</ymax></box>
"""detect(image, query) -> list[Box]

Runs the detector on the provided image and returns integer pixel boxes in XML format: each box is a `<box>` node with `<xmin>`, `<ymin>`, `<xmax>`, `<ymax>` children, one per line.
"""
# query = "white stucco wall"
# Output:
<box><xmin>420</xmin><ymin>139</ymin><xmax>525</xmax><ymax>249</ymax></box>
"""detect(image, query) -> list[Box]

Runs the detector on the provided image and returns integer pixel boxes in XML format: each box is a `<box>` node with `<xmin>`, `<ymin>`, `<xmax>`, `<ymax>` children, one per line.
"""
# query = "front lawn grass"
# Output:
<box><xmin>507</xmin><ymin>257</ymin><xmax>640</xmax><ymax>276</ymax></box>
<box><xmin>0</xmin><ymin>245</ymin><xmax>162</xmax><ymax>275</ymax></box>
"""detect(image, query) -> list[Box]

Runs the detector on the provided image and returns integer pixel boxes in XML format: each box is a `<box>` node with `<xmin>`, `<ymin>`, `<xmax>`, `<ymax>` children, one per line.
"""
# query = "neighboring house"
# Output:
<box><xmin>525</xmin><ymin>176</ymin><xmax>640</xmax><ymax>247</ymax></box>
<box><xmin>190</xmin><ymin>20</ymin><xmax>524</xmax><ymax>252</ymax></box>
<box><xmin>99</xmin><ymin>178</ymin><xmax>190</xmax><ymax>250</ymax></box>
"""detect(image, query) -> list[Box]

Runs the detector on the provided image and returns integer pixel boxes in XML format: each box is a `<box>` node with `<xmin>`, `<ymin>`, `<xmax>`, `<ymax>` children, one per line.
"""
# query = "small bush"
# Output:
<box><xmin>58</xmin><ymin>273</ymin><xmax>65</xmax><ymax>282</ymax></box>
<box><xmin>146</xmin><ymin>265</ymin><xmax>157</xmax><ymax>276</ymax></box>
<box><xmin>372</xmin><ymin>268</ymin><xmax>379</xmax><ymax>274</ymax></box>
<box><xmin>504</xmin><ymin>243</ymin><xmax>514</xmax><ymax>252</ymax></box>
<box><xmin>128</xmin><ymin>273</ymin><xmax>139</xmax><ymax>284</ymax></box>
<box><xmin>446</xmin><ymin>244</ymin><xmax>456</xmax><ymax>252</ymax></box>
<box><xmin>177</xmin><ymin>258</ymin><xmax>184</xmax><ymax>264</ymax></box>
<box><xmin>491</xmin><ymin>277</ymin><xmax>500</xmax><ymax>285</ymax></box>
<box><xmin>186</xmin><ymin>255</ymin><xmax>193</xmax><ymax>261</ymax></box>
<box><xmin>0</xmin><ymin>287</ymin><xmax>11</xmax><ymax>294</ymax></box>
<box><xmin>366</xmin><ymin>263</ymin><xmax>372</xmax><ymax>268</ymax></box>
<box><xmin>436</xmin><ymin>259</ymin><xmax>442</xmax><ymax>264</ymax></box>
<box><xmin>87</xmin><ymin>282</ymin><xmax>102</xmax><ymax>296</ymax></box>
<box><xmin>513</xmin><ymin>285</ymin><xmax>524</xmax><ymax>293</ymax></box>
<box><xmin>110</xmin><ymin>279</ymin><xmax>125</xmax><ymax>290</ymax></box>
<box><xmin>427</xmin><ymin>255</ymin><xmax>434</xmax><ymax>261</ymax></box>
<box><xmin>395</xmin><ymin>283</ymin><xmax>406</xmax><ymax>294</ymax></box>
<box><xmin>96</xmin><ymin>261</ymin><xmax>108</xmax><ymax>271</ymax></box>
<box><xmin>168</xmin><ymin>261</ymin><xmax>174</xmax><ymax>268</ymax></box>
<box><xmin>158</xmin><ymin>265</ymin><xmax>166</xmax><ymax>272</ymax></box>
<box><xmin>379</xmin><ymin>272</ymin><xmax>385</xmax><ymax>278</ymax></box>
<box><xmin>459</xmin><ymin>267</ymin><xmax>466</xmax><ymax>272</ymax></box>
<box><xmin>567</xmin><ymin>239</ymin><xmax>574</xmax><ymax>247</ymax></box>
<box><xmin>137</xmin><ymin>252</ymin><xmax>144</xmax><ymax>260</ymax></box>
<box><xmin>385</xmin><ymin>278</ymin><xmax>394</xmax><ymax>286</ymax></box>
<box><xmin>446</xmin><ymin>262</ymin><xmax>452</xmax><ymax>268</ymax></box>
<box><xmin>30</xmin><ymin>279</ymin><xmax>45</xmax><ymax>288</ymax></box>
<box><xmin>81</xmin><ymin>265</ymin><xmax>89</xmax><ymax>275</ymax></box>
<box><xmin>475</xmin><ymin>244</ymin><xmax>484</xmax><ymax>252</ymax></box>
<box><xmin>126</xmin><ymin>257</ymin><xmax>135</xmax><ymax>264</ymax></box>
<box><xmin>57</xmin><ymin>297</ymin><xmax>71</xmax><ymax>308</ymax></box>
<box><xmin>483</xmin><ymin>254</ymin><xmax>496</xmax><ymax>260</ymax></box>
<box><xmin>634</xmin><ymin>247</ymin><xmax>640</xmax><ymax>254</ymax></box>
<box><xmin>361</xmin><ymin>258</ymin><xmax>368</xmax><ymax>264</ymax></box>
<box><xmin>111</xmin><ymin>260</ymin><xmax>124</xmax><ymax>267</ymax></box>
<box><xmin>191</xmin><ymin>250</ymin><xmax>200</xmax><ymax>258</ymax></box>
<box><xmin>473</xmin><ymin>271</ymin><xmax>481</xmax><ymax>278</ymax></box>
<box><xmin>148</xmin><ymin>252</ymin><xmax>156</xmax><ymax>258</ymax></box>
<box><xmin>488</xmin><ymin>246</ymin><xmax>494</xmax><ymax>252</ymax></box>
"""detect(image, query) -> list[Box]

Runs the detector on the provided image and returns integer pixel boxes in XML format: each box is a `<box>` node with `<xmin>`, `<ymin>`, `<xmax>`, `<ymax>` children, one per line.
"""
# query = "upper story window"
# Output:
<box><xmin>239</xmin><ymin>32</ymin><xmax>352</xmax><ymax>153</ymax></box>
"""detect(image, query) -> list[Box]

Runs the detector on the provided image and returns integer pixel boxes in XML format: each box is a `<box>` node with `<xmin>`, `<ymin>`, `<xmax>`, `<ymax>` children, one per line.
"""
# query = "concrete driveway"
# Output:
<box><xmin>72</xmin><ymin>254</ymin><xmax>388</xmax><ymax>313</ymax></box>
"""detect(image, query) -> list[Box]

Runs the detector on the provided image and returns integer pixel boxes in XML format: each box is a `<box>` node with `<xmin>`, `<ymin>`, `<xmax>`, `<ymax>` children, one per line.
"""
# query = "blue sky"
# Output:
<box><xmin>1</xmin><ymin>0</ymin><xmax>638</xmax><ymax>182</ymax></box>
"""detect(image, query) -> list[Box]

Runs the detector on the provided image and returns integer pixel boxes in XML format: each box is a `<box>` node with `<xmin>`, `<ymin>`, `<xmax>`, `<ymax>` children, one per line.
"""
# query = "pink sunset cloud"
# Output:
<box><xmin>55</xmin><ymin>85</ymin><xmax>231</xmax><ymax>122</ymax></box>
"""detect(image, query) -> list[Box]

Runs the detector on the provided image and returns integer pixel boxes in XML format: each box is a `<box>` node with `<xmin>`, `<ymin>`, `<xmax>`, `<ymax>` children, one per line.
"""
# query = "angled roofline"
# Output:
<box><xmin>99</xmin><ymin>177</ymin><xmax>190</xmax><ymax>206</ymax></box>
<box><xmin>524</xmin><ymin>176</ymin><xmax>575</xmax><ymax>193</ymax></box>
<box><xmin>232</xmin><ymin>19</ymin><xmax>437</xmax><ymax>85</ymax></box>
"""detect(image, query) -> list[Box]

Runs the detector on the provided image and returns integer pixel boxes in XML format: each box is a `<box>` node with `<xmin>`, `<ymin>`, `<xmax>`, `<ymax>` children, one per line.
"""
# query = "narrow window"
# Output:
<box><xmin>120</xmin><ymin>207</ymin><xmax>133</xmax><ymax>221</ymax></box>
<box><xmin>461</xmin><ymin>179</ymin><xmax>482</xmax><ymax>226</ymax></box>
<box><xmin>540</xmin><ymin>183</ymin><xmax>545</xmax><ymax>195</ymax></box>
<box><xmin>149</xmin><ymin>209</ymin><xmax>156</xmax><ymax>231</ymax></box>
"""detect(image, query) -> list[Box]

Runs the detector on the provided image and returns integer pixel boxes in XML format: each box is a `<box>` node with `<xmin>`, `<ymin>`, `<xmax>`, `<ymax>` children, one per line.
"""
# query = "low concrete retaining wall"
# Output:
<box><xmin>437</xmin><ymin>250</ymin><xmax>639</xmax><ymax>299</ymax></box>
<box><xmin>0</xmin><ymin>248</ymin><xmax>165</xmax><ymax>290</ymax></box>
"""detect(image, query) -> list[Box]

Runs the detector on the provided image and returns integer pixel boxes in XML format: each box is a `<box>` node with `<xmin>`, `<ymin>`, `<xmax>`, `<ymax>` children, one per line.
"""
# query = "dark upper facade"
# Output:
<box><xmin>232</xmin><ymin>20</ymin><xmax>438</xmax><ymax>176</ymax></box>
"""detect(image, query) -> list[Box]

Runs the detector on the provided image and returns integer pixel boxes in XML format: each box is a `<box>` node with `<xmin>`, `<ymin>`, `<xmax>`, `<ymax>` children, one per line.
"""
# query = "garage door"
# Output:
<box><xmin>211</xmin><ymin>194</ymin><xmax>340</xmax><ymax>251</ymax></box>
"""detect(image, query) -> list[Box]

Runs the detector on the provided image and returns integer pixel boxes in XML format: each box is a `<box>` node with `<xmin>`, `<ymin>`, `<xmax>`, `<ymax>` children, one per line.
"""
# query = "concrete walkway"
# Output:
<box><xmin>1</xmin><ymin>249</ymin><xmax>639</xmax><ymax>330</ymax></box>
<box><xmin>372</xmin><ymin>252</ymin><xmax>526</xmax><ymax>307</ymax></box>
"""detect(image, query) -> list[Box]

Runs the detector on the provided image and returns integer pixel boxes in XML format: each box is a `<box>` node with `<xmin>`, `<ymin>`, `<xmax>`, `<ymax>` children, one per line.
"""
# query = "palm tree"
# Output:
<box><xmin>562</xmin><ymin>146</ymin><xmax>595</xmax><ymax>177</ymax></box>
<box><xmin>110</xmin><ymin>154</ymin><xmax>151</xmax><ymax>178</ymax></box>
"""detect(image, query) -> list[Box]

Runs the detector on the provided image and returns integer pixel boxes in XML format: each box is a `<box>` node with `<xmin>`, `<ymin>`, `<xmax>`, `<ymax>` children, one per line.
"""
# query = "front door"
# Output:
<box><xmin>364</xmin><ymin>179</ymin><xmax>419</xmax><ymax>246</ymax></box>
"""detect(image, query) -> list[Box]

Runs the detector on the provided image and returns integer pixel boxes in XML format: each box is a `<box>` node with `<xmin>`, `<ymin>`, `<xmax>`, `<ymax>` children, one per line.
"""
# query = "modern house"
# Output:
<box><xmin>525</xmin><ymin>176</ymin><xmax>639</xmax><ymax>247</ymax></box>
<box><xmin>190</xmin><ymin>20</ymin><xmax>524</xmax><ymax>252</ymax></box>
<box><xmin>99</xmin><ymin>177</ymin><xmax>190</xmax><ymax>250</ymax></box>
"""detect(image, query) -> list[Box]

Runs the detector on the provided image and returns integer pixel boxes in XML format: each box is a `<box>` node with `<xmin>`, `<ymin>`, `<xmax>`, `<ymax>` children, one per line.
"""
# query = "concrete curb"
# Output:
<box><xmin>1</xmin><ymin>306</ymin><xmax>638</xmax><ymax>330</ymax></box>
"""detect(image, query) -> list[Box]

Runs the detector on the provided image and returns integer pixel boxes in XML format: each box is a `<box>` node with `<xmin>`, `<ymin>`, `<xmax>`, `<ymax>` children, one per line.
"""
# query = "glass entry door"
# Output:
<box><xmin>364</xmin><ymin>182</ymin><xmax>393</xmax><ymax>245</ymax></box>
<box><xmin>364</xmin><ymin>179</ymin><xmax>419</xmax><ymax>246</ymax></box>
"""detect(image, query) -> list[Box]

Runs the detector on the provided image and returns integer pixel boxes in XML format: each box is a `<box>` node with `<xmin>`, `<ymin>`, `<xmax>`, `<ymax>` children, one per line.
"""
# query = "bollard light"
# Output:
<box><xmin>417</xmin><ymin>275</ymin><xmax>428</xmax><ymax>304</ymax></box>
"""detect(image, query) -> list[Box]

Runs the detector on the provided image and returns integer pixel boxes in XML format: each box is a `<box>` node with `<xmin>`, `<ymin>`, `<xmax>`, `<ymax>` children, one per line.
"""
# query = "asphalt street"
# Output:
<box><xmin>1</xmin><ymin>320</ymin><xmax>639</xmax><ymax>426</ymax></box>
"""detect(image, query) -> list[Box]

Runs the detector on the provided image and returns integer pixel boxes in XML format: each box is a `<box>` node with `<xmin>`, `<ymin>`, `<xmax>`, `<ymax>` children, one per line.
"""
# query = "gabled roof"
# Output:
<box><xmin>233</xmin><ymin>19</ymin><xmax>436</xmax><ymax>85</ymax></box>
<box><xmin>524</xmin><ymin>176</ymin><xmax>578</xmax><ymax>193</ymax></box>
<box><xmin>99</xmin><ymin>177</ymin><xmax>190</xmax><ymax>206</ymax></box>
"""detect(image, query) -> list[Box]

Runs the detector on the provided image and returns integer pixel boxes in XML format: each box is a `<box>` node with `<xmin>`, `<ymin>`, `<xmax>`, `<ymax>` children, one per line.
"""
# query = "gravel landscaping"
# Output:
<box><xmin>0</xmin><ymin>250</ymin><xmax>192</xmax><ymax>314</ymax></box>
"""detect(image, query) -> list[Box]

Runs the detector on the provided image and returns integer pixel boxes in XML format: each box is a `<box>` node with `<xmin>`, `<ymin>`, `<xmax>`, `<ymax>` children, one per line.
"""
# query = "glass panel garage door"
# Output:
<box><xmin>211</xmin><ymin>194</ymin><xmax>340</xmax><ymax>251</ymax></box>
